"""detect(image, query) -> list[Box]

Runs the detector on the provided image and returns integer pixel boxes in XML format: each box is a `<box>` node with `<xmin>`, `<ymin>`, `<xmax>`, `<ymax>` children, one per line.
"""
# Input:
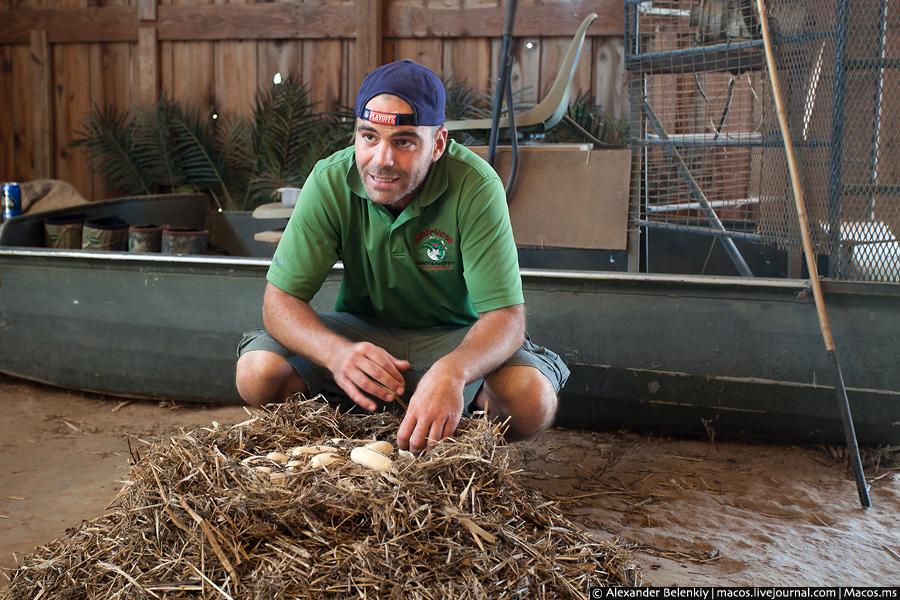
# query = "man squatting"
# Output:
<box><xmin>235</xmin><ymin>59</ymin><xmax>570</xmax><ymax>455</ymax></box>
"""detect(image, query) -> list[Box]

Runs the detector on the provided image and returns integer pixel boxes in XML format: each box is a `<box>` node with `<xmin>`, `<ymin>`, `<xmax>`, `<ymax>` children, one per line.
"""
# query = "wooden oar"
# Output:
<box><xmin>755</xmin><ymin>0</ymin><xmax>870</xmax><ymax>508</ymax></box>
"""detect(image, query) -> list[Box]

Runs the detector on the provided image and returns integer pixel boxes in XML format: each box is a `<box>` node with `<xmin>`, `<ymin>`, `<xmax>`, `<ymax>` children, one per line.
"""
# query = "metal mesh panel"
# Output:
<box><xmin>626</xmin><ymin>0</ymin><xmax>900</xmax><ymax>282</ymax></box>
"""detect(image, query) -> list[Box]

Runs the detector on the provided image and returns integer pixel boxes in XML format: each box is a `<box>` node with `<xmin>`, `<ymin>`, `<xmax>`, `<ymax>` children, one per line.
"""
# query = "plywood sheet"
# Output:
<box><xmin>472</xmin><ymin>145</ymin><xmax>630</xmax><ymax>250</ymax></box>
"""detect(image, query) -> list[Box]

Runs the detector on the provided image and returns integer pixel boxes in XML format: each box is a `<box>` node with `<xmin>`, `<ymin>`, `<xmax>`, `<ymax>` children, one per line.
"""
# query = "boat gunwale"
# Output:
<box><xmin>2</xmin><ymin>246</ymin><xmax>899</xmax><ymax>298</ymax></box>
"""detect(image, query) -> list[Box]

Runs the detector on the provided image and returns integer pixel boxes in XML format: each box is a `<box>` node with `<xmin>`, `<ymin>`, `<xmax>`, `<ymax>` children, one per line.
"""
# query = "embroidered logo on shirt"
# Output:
<box><xmin>415</xmin><ymin>230</ymin><xmax>456</xmax><ymax>271</ymax></box>
<box><xmin>421</xmin><ymin>238</ymin><xmax>446</xmax><ymax>260</ymax></box>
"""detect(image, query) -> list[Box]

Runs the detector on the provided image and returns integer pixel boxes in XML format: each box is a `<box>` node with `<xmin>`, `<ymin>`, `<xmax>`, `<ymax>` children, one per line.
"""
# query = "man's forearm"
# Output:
<box><xmin>431</xmin><ymin>304</ymin><xmax>526</xmax><ymax>385</ymax></box>
<box><xmin>261</xmin><ymin>282</ymin><xmax>348</xmax><ymax>369</ymax></box>
<box><xmin>261</xmin><ymin>282</ymin><xmax>409</xmax><ymax>408</ymax></box>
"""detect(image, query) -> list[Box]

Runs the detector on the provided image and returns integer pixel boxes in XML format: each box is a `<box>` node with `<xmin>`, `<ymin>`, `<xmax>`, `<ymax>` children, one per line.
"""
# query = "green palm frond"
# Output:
<box><xmin>241</xmin><ymin>74</ymin><xmax>356</xmax><ymax>209</ymax></box>
<box><xmin>71</xmin><ymin>104</ymin><xmax>154</xmax><ymax>196</ymax></box>
<box><xmin>132</xmin><ymin>93</ymin><xmax>182</xmax><ymax>191</ymax></box>
<box><xmin>444</xmin><ymin>79</ymin><xmax>538</xmax><ymax>145</ymax></box>
<box><xmin>165</xmin><ymin>99</ymin><xmax>235</xmax><ymax>209</ymax></box>
<box><xmin>253</xmin><ymin>74</ymin><xmax>320</xmax><ymax>180</ymax></box>
<box><xmin>72</xmin><ymin>74</ymin><xmax>627</xmax><ymax>211</ymax></box>
<box><xmin>546</xmin><ymin>90</ymin><xmax>629</xmax><ymax>147</ymax></box>
<box><xmin>216</xmin><ymin>114</ymin><xmax>256</xmax><ymax>208</ymax></box>
<box><xmin>443</xmin><ymin>75</ymin><xmax>492</xmax><ymax>121</ymax></box>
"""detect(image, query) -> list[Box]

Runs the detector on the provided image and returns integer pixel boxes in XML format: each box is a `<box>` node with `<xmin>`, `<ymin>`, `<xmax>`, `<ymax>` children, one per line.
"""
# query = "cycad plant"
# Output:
<box><xmin>442</xmin><ymin>75</ymin><xmax>493</xmax><ymax>146</ymax></box>
<box><xmin>441</xmin><ymin>79</ymin><xmax>628</xmax><ymax>148</ymax></box>
<box><xmin>72</xmin><ymin>75</ymin><xmax>354</xmax><ymax>211</ymax></box>
<box><xmin>544</xmin><ymin>90</ymin><xmax>629</xmax><ymax>147</ymax></box>
<box><xmin>246</xmin><ymin>74</ymin><xmax>355</xmax><ymax>207</ymax></box>
<box><xmin>71</xmin><ymin>103</ymin><xmax>157</xmax><ymax>197</ymax></box>
<box><xmin>73</xmin><ymin>75</ymin><xmax>624</xmax><ymax>210</ymax></box>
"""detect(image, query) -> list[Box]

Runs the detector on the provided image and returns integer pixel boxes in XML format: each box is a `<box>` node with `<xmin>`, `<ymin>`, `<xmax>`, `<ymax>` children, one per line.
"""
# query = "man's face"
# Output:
<box><xmin>355</xmin><ymin>94</ymin><xmax>447</xmax><ymax>213</ymax></box>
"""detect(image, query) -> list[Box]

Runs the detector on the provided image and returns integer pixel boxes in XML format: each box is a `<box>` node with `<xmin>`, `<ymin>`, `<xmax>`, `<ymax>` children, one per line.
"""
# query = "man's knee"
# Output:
<box><xmin>235</xmin><ymin>350</ymin><xmax>308</xmax><ymax>408</ymax></box>
<box><xmin>476</xmin><ymin>366</ymin><xmax>559</xmax><ymax>442</ymax></box>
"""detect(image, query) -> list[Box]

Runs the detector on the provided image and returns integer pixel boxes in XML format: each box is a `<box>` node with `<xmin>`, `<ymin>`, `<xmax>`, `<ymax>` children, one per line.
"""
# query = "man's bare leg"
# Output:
<box><xmin>472</xmin><ymin>365</ymin><xmax>559</xmax><ymax>442</ymax></box>
<box><xmin>235</xmin><ymin>350</ymin><xmax>309</xmax><ymax>408</ymax></box>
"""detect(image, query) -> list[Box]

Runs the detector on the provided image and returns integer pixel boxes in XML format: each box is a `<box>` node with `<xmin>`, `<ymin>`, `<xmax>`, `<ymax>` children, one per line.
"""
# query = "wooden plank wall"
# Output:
<box><xmin>0</xmin><ymin>0</ymin><xmax>625</xmax><ymax>201</ymax></box>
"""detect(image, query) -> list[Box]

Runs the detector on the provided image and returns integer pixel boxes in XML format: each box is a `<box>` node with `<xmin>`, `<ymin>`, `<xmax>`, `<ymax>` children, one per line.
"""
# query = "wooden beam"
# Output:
<box><xmin>0</xmin><ymin>4</ymin><xmax>355</xmax><ymax>44</ymax></box>
<box><xmin>355</xmin><ymin>0</ymin><xmax>382</xmax><ymax>91</ymax></box>
<box><xmin>154</xmin><ymin>3</ymin><xmax>357</xmax><ymax>42</ymax></box>
<box><xmin>0</xmin><ymin>1</ymin><xmax>621</xmax><ymax>45</ymax></box>
<box><xmin>29</xmin><ymin>29</ymin><xmax>52</xmax><ymax>179</ymax></box>
<box><xmin>138</xmin><ymin>0</ymin><xmax>156</xmax><ymax>22</ymax></box>
<box><xmin>389</xmin><ymin>2</ymin><xmax>622</xmax><ymax>38</ymax></box>
<box><xmin>137</xmin><ymin>27</ymin><xmax>158</xmax><ymax>106</ymax></box>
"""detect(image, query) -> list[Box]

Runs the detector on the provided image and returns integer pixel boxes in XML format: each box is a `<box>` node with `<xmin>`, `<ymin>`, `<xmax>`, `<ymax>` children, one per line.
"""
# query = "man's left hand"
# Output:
<box><xmin>396</xmin><ymin>366</ymin><xmax>465</xmax><ymax>455</ymax></box>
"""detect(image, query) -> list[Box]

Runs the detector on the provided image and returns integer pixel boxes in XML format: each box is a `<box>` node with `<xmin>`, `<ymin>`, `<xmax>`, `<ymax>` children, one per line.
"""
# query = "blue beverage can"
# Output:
<box><xmin>2</xmin><ymin>182</ymin><xmax>22</xmax><ymax>221</ymax></box>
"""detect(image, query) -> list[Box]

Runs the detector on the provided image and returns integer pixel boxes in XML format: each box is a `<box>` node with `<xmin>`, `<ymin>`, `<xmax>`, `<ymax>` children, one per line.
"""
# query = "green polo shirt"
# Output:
<box><xmin>267</xmin><ymin>139</ymin><xmax>523</xmax><ymax>328</ymax></box>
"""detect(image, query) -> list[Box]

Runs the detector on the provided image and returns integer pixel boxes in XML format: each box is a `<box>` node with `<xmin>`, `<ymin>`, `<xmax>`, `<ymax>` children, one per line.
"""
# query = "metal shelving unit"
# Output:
<box><xmin>626</xmin><ymin>0</ymin><xmax>900</xmax><ymax>282</ymax></box>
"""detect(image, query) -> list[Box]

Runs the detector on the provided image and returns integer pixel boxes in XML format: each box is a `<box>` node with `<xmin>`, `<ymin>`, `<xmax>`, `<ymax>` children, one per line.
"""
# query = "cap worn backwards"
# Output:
<box><xmin>355</xmin><ymin>59</ymin><xmax>446</xmax><ymax>127</ymax></box>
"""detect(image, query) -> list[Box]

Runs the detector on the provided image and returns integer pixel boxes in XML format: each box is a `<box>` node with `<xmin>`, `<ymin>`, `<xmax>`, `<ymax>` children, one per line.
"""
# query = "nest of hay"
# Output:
<box><xmin>4</xmin><ymin>396</ymin><xmax>640</xmax><ymax>598</ymax></box>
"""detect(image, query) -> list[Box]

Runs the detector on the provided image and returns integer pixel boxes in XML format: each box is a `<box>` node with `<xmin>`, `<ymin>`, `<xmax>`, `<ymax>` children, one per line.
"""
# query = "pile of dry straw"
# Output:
<box><xmin>4</xmin><ymin>396</ymin><xmax>640</xmax><ymax>598</ymax></box>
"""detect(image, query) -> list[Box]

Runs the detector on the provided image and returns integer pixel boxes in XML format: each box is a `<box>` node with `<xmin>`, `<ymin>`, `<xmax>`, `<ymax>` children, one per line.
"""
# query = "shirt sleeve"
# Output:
<box><xmin>457</xmin><ymin>175</ymin><xmax>524</xmax><ymax>313</ymax></box>
<box><xmin>266</xmin><ymin>166</ymin><xmax>342</xmax><ymax>301</ymax></box>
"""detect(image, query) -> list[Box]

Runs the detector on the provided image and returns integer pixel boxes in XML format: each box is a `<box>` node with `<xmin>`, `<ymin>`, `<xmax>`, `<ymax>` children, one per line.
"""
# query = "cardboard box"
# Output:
<box><xmin>472</xmin><ymin>144</ymin><xmax>631</xmax><ymax>250</ymax></box>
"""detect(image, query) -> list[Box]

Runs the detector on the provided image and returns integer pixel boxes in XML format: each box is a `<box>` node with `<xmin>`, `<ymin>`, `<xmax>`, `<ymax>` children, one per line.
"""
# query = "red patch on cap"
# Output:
<box><xmin>364</xmin><ymin>109</ymin><xmax>398</xmax><ymax>126</ymax></box>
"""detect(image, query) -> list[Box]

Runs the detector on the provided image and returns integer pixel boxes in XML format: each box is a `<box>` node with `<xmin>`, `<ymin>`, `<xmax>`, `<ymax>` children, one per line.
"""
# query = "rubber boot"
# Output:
<box><xmin>44</xmin><ymin>213</ymin><xmax>86</xmax><ymax>249</ymax></box>
<box><xmin>128</xmin><ymin>224</ymin><xmax>165</xmax><ymax>253</ymax></box>
<box><xmin>162</xmin><ymin>227</ymin><xmax>209</xmax><ymax>255</ymax></box>
<box><xmin>82</xmin><ymin>216</ymin><xmax>130</xmax><ymax>251</ymax></box>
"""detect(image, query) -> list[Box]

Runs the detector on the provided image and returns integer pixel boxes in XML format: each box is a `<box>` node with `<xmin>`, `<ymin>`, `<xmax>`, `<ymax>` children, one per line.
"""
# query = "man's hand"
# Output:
<box><xmin>396</xmin><ymin>364</ymin><xmax>466</xmax><ymax>454</ymax></box>
<box><xmin>395</xmin><ymin>304</ymin><xmax>526</xmax><ymax>454</ymax></box>
<box><xmin>328</xmin><ymin>341</ymin><xmax>409</xmax><ymax>412</ymax></box>
<box><xmin>263</xmin><ymin>284</ymin><xmax>409</xmax><ymax>412</ymax></box>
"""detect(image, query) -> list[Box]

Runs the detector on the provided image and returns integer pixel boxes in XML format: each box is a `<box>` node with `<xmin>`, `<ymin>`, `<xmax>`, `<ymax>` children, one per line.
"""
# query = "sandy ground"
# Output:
<box><xmin>1</xmin><ymin>372</ymin><xmax>899</xmax><ymax>591</ymax></box>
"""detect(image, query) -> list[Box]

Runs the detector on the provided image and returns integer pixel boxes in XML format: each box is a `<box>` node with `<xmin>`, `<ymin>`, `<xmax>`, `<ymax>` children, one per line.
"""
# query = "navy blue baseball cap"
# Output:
<box><xmin>355</xmin><ymin>59</ymin><xmax>446</xmax><ymax>127</ymax></box>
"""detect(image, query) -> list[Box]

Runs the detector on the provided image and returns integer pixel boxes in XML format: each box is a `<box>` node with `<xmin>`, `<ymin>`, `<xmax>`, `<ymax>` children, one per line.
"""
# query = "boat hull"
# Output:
<box><xmin>519</xmin><ymin>272</ymin><xmax>900</xmax><ymax>445</ymax></box>
<box><xmin>1</xmin><ymin>247</ymin><xmax>898</xmax><ymax>444</ymax></box>
<box><xmin>1</xmin><ymin>194</ymin><xmax>898</xmax><ymax>445</ymax></box>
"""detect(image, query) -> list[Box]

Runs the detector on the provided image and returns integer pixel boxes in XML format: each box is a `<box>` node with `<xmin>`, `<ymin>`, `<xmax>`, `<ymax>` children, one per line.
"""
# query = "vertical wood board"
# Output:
<box><xmin>387</xmin><ymin>37</ymin><xmax>443</xmax><ymax>76</ymax></box>
<box><xmin>592</xmin><ymin>35</ymin><xmax>625</xmax><ymax>117</ymax></box>
<box><xmin>137</xmin><ymin>27</ymin><xmax>159</xmax><ymax>106</ymax></box>
<box><xmin>52</xmin><ymin>41</ymin><xmax>92</xmax><ymax>198</ymax></box>
<box><xmin>89</xmin><ymin>40</ymin><xmax>133</xmax><ymax>198</ymax></box>
<box><xmin>257</xmin><ymin>39</ymin><xmax>303</xmax><ymax>93</ymax></box>
<box><xmin>11</xmin><ymin>45</ymin><xmax>35</xmax><ymax>182</ymax></box>
<box><xmin>301</xmin><ymin>38</ymin><xmax>342</xmax><ymax>111</ymax></box>
<box><xmin>0</xmin><ymin>44</ymin><xmax>14</xmax><ymax>180</ymax></box>
<box><xmin>442</xmin><ymin>38</ymin><xmax>492</xmax><ymax>92</ymax></box>
<box><xmin>172</xmin><ymin>41</ymin><xmax>215</xmax><ymax>112</ymax></box>
<box><xmin>215</xmin><ymin>40</ymin><xmax>257</xmax><ymax>117</ymax></box>
<box><xmin>355</xmin><ymin>0</ymin><xmax>382</xmax><ymax>90</ymax></box>
<box><xmin>30</xmin><ymin>30</ymin><xmax>53</xmax><ymax>180</ymax></box>
<box><xmin>506</xmin><ymin>37</ymin><xmax>541</xmax><ymax>108</ymax></box>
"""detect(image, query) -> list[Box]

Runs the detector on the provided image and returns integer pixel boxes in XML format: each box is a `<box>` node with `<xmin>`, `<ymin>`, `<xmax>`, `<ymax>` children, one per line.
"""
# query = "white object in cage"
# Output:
<box><xmin>839</xmin><ymin>221</ymin><xmax>899</xmax><ymax>282</ymax></box>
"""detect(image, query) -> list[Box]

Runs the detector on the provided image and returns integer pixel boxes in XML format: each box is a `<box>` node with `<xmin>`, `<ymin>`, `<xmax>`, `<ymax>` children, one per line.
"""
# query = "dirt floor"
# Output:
<box><xmin>2</xmin><ymin>372</ymin><xmax>899</xmax><ymax>590</ymax></box>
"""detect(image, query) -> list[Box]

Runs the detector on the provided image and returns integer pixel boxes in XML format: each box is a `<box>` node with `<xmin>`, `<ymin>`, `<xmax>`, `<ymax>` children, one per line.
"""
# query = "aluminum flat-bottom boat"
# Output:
<box><xmin>2</xmin><ymin>194</ymin><xmax>898</xmax><ymax>445</ymax></box>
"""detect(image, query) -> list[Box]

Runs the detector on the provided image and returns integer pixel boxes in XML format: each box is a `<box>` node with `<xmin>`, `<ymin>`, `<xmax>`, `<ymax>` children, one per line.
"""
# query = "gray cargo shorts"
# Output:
<box><xmin>237</xmin><ymin>312</ymin><xmax>569</xmax><ymax>411</ymax></box>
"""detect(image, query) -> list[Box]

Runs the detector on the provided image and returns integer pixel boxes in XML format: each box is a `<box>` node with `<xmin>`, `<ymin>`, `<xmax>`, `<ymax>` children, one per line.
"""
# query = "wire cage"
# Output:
<box><xmin>625</xmin><ymin>0</ymin><xmax>900</xmax><ymax>281</ymax></box>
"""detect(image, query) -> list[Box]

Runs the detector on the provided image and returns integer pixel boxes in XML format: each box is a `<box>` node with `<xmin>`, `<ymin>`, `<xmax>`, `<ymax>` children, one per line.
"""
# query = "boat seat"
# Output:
<box><xmin>250</xmin><ymin>202</ymin><xmax>292</xmax><ymax>243</ymax></box>
<box><xmin>444</xmin><ymin>13</ymin><xmax>598</xmax><ymax>137</ymax></box>
<box><xmin>254</xmin><ymin>228</ymin><xmax>285</xmax><ymax>243</ymax></box>
<box><xmin>252</xmin><ymin>201</ymin><xmax>293</xmax><ymax>220</ymax></box>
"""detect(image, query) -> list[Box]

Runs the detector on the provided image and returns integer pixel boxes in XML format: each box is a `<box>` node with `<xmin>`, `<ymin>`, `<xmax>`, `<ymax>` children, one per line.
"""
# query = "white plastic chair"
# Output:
<box><xmin>444</xmin><ymin>13</ymin><xmax>598</xmax><ymax>137</ymax></box>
